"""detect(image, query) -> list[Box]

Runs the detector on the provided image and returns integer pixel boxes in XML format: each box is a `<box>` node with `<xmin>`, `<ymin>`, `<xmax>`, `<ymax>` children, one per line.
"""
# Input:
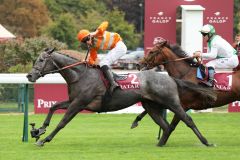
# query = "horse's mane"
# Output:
<box><xmin>169</xmin><ymin>44</ymin><xmax>189</xmax><ymax>58</ymax></box>
<box><xmin>168</xmin><ymin>44</ymin><xmax>196</xmax><ymax>64</ymax></box>
<box><xmin>58</xmin><ymin>50</ymin><xmax>86</xmax><ymax>61</ymax></box>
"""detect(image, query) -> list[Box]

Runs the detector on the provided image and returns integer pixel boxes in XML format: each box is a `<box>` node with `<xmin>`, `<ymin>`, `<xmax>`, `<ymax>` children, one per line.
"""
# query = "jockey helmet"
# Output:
<box><xmin>77</xmin><ymin>29</ymin><xmax>90</xmax><ymax>42</ymax></box>
<box><xmin>200</xmin><ymin>24</ymin><xmax>216</xmax><ymax>37</ymax></box>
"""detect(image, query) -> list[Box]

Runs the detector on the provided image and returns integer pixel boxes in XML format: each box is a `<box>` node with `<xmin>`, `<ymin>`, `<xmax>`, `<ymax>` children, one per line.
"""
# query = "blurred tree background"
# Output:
<box><xmin>0</xmin><ymin>0</ymin><xmax>144</xmax><ymax>73</ymax></box>
<box><xmin>0</xmin><ymin>0</ymin><xmax>239</xmax><ymax>73</ymax></box>
<box><xmin>0</xmin><ymin>0</ymin><xmax>49</xmax><ymax>37</ymax></box>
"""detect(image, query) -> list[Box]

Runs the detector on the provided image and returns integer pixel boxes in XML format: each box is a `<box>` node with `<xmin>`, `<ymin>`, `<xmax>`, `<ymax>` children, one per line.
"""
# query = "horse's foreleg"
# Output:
<box><xmin>36</xmin><ymin>102</ymin><xmax>83</xmax><ymax>147</ymax></box>
<box><xmin>130</xmin><ymin>110</ymin><xmax>147</xmax><ymax>129</ymax></box>
<box><xmin>42</xmin><ymin>101</ymin><xmax>70</xmax><ymax>129</ymax></box>
<box><xmin>169</xmin><ymin>105</ymin><xmax>213</xmax><ymax>146</ymax></box>
<box><xmin>30</xmin><ymin>101</ymin><xmax>70</xmax><ymax>141</ymax></box>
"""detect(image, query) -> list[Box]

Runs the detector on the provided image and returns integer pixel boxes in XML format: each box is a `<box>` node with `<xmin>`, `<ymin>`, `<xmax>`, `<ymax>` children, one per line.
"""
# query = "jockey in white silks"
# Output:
<box><xmin>194</xmin><ymin>24</ymin><xmax>239</xmax><ymax>87</ymax></box>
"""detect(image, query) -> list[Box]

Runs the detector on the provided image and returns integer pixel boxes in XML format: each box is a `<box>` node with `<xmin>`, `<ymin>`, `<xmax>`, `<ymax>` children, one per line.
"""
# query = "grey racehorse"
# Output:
<box><xmin>26</xmin><ymin>48</ymin><xmax>216</xmax><ymax>147</ymax></box>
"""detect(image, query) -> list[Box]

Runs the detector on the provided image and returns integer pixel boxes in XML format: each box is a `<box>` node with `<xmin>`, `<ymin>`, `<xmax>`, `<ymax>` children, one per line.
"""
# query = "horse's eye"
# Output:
<box><xmin>39</xmin><ymin>59</ymin><xmax>44</xmax><ymax>62</ymax></box>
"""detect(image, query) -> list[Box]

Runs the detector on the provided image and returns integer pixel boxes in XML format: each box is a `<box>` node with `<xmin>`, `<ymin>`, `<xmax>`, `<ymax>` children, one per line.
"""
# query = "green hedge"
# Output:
<box><xmin>0</xmin><ymin>36</ymin><xmax>67</xmax><ymax>73</ymax></box>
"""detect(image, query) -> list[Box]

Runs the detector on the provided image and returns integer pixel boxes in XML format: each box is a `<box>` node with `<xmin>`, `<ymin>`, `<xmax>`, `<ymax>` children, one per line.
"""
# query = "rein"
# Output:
<box><xmin>36</xmin><ymin>54</ymin><xmax>88</xmax><ymax>77</ymax></box>
<box><xmin>144</xmin><ymin>56</ymin><xmax>194</xmax><ymax>69</ymax></box>
<box><xmin>160</xmin><ymin>56</ymin><xmax>195</xmax><ymax>65</ymax></box>
<box><xmin>84</xmin><ymin>46</ymin><xmax>90</xmax><ymax>61</ymax></box>
<box><xmin>45</xmin><ymin>60</ymin><xmax>87</xmax><ymax>75</ymax></box>
<box><xmin>143</xmin><ymin>48</ymin><xmax>197</xmax><ymax>78</ymax></box>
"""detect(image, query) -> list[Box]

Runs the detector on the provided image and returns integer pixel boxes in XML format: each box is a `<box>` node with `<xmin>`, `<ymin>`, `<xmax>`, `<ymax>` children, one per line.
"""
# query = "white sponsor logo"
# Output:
<box><xmin>214</xmin><ymin>84</ymin><xmax>231</xmax><ymax>90</ymax></box>
<box><xmin>120</xmin><ymin>84</ymin><xmax>140</xmax><ymax>89</ymax></box>
<box><xmin>214</xmin><ymin>12</ymin><xmax>220</xmax><ymax>16</ymax></box>
<box><xmin>158</xmin><ymin>12</ymin><xmax>163</xmax><ymax>16</ymax></box>
<box><xmin>206</xmin><ymin>11</ymin><xmax>229</xmax><ymax>24</ymax></box>
<box><xmin>37</xmin><ymin>99</ymin><xmax>57</xmax><ymax>108</ymax></box>
<box><xmin>149</xmin><ymin>11</ymin><xmax>172</xmax><ymax>24</ymax></box>
<box><xmin>119</xmin><ymin>74</ymin><xmax>140</xmax><ymax>89</ymax></box>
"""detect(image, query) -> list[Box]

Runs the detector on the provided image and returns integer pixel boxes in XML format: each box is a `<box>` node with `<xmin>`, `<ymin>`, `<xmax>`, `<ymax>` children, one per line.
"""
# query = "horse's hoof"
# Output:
<box><xmin>207</xmin><ymin>143</ymin><xmax>216</xmax><ymax>147</ymax></box>
<box><xmin>156</xmin><ymin>143</ymin><xmax>165</xmax><ymax>147</ymax></box>
<box><xmin>130</xmin><ymin>122</ymin><xmax>138</xmax><ymax>129</ymax></box>
<box><xmin>35</xmin><ymin>140</ymin><xmax>44</xmax><ymax>147</ymax></box>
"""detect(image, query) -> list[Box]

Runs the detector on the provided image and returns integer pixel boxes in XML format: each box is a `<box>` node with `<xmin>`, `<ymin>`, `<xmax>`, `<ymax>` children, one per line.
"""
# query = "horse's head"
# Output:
<box><xmin>138</xmin><ymin>42</ymin><xmax>170</xmax><ymax>70</ymax></box>
<box><xmin>27</xmin><ymin>48</ymin><xmax>56</xmax><ymax>82</ymax></box>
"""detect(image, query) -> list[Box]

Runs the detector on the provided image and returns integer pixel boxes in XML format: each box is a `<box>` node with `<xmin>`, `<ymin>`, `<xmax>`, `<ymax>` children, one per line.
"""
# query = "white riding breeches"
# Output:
<box><xmin>206</xmin><ymin>55</ymin><xmax>239</xmax><ymax>69</ymax></box>
<box><xmin>99</xmin><ymin>41</ymin><xmax>127</xmax><ymax>67</ymax></box>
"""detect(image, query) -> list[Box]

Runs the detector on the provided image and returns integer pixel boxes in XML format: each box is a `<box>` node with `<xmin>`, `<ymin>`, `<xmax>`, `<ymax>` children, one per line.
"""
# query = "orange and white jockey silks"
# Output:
<box><xmin>202</xmin><ymin>35</ymin><xmax>239</xmax><ymax>69</ymax></box>
<box><xmin>88</xmin><ymin>21</ymin><xmax>127</xmax><ymax>65</ymax></box>
<box><xmin>99</xmin><ymin>41</ymin><xmax>127</xmax><ymax>67</ymax></box>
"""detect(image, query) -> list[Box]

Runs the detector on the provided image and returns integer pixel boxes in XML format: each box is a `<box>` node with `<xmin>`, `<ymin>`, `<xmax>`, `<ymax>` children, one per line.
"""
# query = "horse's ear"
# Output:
<box><xmin>48</xmin><ymin>48</ymin><xmax>56</xmax><ymax>54</ymax></box>
<box><xmin>156</xmin><ymin>41</ymin><xmax>167</xmax><ymax>48</ymax></box>
<box><xmin>44</xmin><ymin>47</ymin><xmax>56</xmax><ymax>54</ymax></box>
<box><xmin>44</xmin><ymin>48</ymin><xmax>50</xmax><ymax>52</ymax></box>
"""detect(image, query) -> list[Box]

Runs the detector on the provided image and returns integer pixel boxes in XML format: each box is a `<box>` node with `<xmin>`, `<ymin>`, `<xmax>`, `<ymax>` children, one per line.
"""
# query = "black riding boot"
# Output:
<box><xmin>101</xmin><ymin>65</ymin><xmax>119</xmax><ymax>94</ymax></box>
<box><xmin>205</xmin><ymin>67</ymin><xmax>215</xmax><ymax>87</ymax></box>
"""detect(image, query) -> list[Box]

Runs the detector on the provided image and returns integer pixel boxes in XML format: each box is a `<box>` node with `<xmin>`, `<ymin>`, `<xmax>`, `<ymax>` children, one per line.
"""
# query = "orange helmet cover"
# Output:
<box><xmin>77</xmin><ymin>29</ymin><xmax>90</xmax><ymax>42</ymax></box>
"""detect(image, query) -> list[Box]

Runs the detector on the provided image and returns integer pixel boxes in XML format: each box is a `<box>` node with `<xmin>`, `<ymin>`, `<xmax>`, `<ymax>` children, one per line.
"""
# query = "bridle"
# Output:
<box><xmin>33</xmin><ymin>52</ymin><xmax>88</xmax><ymax>77</ymax></box>
<box><xmin>142</xmin><ymin>46</ymin><xmax>196</xmax><ymax>78</ymax></box>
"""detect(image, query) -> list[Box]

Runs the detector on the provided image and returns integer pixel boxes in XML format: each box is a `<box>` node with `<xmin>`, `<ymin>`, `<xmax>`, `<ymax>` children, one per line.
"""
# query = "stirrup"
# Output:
<box><xmin>109</xmin><ymin>83</ymin><xmax>119</xmax><ymax>94</ymax></box>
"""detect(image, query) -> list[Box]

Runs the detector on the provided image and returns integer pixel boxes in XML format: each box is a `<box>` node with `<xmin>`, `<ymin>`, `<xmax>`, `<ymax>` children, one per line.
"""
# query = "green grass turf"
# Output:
<box><xmin>0</xmin><ymin>102</ymin><xmax>34</xmax><ymax>112</ymax></box>
<box><xmin>0</xmin><ymin>113</ymin><xmax>240</xmax><ymax>160</ymax></box>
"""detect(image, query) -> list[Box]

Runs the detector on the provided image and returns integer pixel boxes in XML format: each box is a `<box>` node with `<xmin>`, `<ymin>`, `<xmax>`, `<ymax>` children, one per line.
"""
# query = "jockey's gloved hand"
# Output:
<box><xmin>193</xmin><ymin>51</ymin><xmax>202</xmax><ymax>58</ymax></box>
<box><xmin>193</xmin><ymin>58</ymin><xmax>198</xmax><ymax>63</ymax></box>
<box><xmin>192</xmin><ymin>51</ymin><xmax>202</xmax><ymax>64</ymax></box>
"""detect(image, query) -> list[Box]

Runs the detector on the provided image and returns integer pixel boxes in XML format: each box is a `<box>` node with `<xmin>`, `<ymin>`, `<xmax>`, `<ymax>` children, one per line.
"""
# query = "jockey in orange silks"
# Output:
<box><xmin>77</xmin><ymin>21</ymin><xmax>127</xmax><ymax>94</ymax></box>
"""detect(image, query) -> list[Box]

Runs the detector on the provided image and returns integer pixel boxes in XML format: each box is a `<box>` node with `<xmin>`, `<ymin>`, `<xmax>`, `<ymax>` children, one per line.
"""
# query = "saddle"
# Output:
<box><xmin>196</xmin><ymin>56</ymin><xmax>240</xmax><ymax>91</ymax></box>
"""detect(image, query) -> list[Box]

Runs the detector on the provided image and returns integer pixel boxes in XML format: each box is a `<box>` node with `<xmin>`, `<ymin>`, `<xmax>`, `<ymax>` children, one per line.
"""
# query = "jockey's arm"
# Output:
<box><xmin>88</xmin><ymin>49</ymin><xmax>98</xmax><ymax>65</ymax></box>
<box><xmin>91</xmin><ymin>21</ymin><xmax>109</xmax><ymax>37</ymax></box>
<box><xmin>201</xmin><ymin>46</ymin><xmax>218</xmax><ymax>60</ymax></box>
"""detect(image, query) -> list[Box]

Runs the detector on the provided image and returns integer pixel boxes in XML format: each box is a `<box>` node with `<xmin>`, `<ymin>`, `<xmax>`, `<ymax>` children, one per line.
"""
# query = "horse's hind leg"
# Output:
<box><xmin>131</xmin><ymin>110</ymin><xmax>147</xmax><ymax>129</ymax></box>
<box><xmin>169</xmin><ymin>104</ymin><xmax>212</xmax><ymax>146</ymax></box>
<box><xmin>36</xmin><ymin>101</ymin><xmax>82</xmax><ymax>147</ymax></box>
<box><xmin>142</xmin><ymin>102</ymin><xmax>170</xmax><ymax>147</ymax></box>
<box><xmin>158</xmin><ymin>114</ymin><xmax>180</xmax><ymax>146</ymax></box>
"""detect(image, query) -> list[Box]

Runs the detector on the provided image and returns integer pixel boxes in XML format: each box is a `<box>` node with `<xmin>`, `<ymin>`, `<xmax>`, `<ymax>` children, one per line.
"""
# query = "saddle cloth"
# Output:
<box><xmin>196</xmin><ymin>56</ymin><xmax>240</xmax><ymax>91</ymax></box>
<box><xmin>100</xmin><ymin>71</ymin><xmax>140</xmax><ymax>90</ymax></box>
<box><xmin>114</xmin><ymin>73</ymin><xmax>140</xmax><ymax>90</ymax></box>
<box><xmin>213</xmin><ymin>72</ymin><xmax>233</xmax><ymax>91</ymax></box>
<box><xmin>197</xmin><ymin>66</ymin><xmax>233</xmax><ymax>91</ymax></box>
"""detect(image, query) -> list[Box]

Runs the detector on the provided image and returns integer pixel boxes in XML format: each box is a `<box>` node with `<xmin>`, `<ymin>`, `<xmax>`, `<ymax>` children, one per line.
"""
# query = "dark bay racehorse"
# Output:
<box><xmin>132</xmin><ymin>41</ymin><xmax>240</xmax><ymax>146</ymax></box>
<box><xmin>26</xmin><ymin>48</ymin><xmax>216</xmax><ymax>147</ymax></box>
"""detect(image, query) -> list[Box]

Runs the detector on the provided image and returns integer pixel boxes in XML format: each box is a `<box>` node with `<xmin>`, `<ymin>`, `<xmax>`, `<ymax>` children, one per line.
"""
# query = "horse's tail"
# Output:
<box><xmin>173</xmin><ymin>78</ymin><xmax>217</xmax><ymax>106</ymax></box>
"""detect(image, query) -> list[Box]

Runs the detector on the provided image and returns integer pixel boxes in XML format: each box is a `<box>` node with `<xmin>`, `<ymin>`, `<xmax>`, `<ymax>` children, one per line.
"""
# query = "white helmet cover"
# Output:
<box><xmin>200</xmin><ymin>24</ymin><xmax>216</xmax><ymax>34</ymax></box>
